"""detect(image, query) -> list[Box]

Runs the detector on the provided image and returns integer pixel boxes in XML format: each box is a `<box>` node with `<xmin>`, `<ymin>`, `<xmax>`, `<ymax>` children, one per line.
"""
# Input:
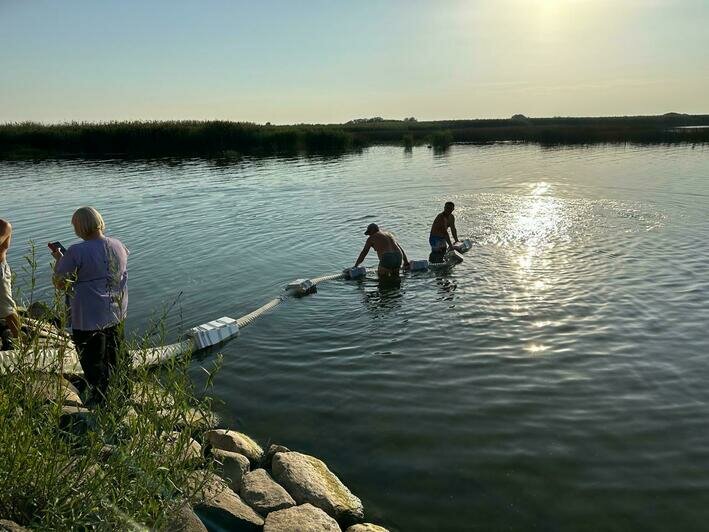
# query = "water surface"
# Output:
<box><xmin>2</xmin><ymin>144</ymin><xmax>709</xmax><ymax>531</ymax></box>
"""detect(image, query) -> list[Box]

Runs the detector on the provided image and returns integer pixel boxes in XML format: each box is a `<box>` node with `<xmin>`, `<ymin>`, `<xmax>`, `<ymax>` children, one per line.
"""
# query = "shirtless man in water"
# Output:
<box><xmin>429</xmin><ymin>201</ymin><xmax>458</xmax><ymax>262</ymax></box>
<box><xmin>354</xmin><ymin>223</ymin><xmax>410</xmax><ymax>278</ymax></box>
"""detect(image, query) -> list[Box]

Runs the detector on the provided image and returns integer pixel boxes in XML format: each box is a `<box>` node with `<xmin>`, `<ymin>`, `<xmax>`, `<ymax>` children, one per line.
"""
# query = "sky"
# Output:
<box><xmin>1</xmin><ymin>0</ymin><xmax>707</xmax><ymax>124</ymax></box>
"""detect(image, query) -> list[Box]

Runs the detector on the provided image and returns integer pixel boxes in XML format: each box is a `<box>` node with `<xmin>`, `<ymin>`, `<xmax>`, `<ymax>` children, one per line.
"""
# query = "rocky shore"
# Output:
<box><xmin>0</xmin><ymin>372</ymin><xmax>389</xmax><ymax>532</ymax></box>
<box><xmin>177</xmin><ymin>427</ymin><xmax>389</xmax><ymax>531</ymax></box>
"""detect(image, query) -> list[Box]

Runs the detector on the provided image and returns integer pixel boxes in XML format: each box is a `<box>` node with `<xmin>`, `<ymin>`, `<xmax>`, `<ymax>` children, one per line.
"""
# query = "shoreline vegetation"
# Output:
<box><xmin>1</xmin><ymin>113</ymin><xmax>708</xmax><ymax>159</ymax></box>
<box><xmin>0</xmin><ymin>257</ymin><xmax>385</xmax><ymax>531</ymax></box>
<box><xmin>1</xmin><ymin>314</ymin><xmax>380</xmax><ymax>530</ymax></box>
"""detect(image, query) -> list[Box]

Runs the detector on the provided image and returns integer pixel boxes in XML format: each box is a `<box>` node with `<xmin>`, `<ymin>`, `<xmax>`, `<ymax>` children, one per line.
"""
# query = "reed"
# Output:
<box><xmin>0</xmin><ymin>114</ymin><xmax>708</xmax><ymax>159</ymax></box>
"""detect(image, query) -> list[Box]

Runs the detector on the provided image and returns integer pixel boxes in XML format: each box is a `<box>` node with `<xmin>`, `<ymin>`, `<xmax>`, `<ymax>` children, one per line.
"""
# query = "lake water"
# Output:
<box><xmin>2</xmin><ymin>143</ymin><xmax>709</xmax><ymax>531</ymax></box>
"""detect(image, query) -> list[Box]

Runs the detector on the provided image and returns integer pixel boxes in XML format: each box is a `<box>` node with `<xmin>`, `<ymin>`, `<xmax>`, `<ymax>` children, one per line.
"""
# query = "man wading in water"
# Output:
<box><xmin>354</xmin><ymin>223</ymin><xmax>410</xmax><ymax>279</ymax></box>
<box><xmin>429</xmin><ymin>201</ymin><xmax>459</xmax><ymax>262</ymax></box>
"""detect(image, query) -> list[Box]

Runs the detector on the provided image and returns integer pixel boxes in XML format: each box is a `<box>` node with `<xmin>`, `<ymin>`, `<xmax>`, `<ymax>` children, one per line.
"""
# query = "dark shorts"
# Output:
<box><xmin>429</xmin><ymin>235</ymin><xmax>447</xmax><ymax>251</ymax></box>
<box><xmin>380</xmin><ymin>250</ymin><xmax>403</xmax><ymax>270</ymax></box>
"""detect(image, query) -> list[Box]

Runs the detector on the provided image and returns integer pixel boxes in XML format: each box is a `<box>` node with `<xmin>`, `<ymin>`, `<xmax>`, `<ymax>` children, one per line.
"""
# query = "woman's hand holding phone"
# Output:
<box><xmin>48</xmin><ymin>242</ymin><xmax>65</xmax><ymax>260</ymax></box>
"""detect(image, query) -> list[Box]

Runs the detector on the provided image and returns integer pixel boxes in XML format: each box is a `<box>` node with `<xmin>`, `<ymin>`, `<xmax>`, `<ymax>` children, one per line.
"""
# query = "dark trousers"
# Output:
<box><xmin>72</xmin><ymin>324</ymin><xmax>125</xmax><ymax>401</ymax></box>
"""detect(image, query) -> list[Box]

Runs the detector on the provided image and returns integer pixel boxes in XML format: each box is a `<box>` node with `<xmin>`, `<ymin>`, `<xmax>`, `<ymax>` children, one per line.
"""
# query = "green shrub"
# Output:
<box><xmin>0</xmin><ymin>252</ymin><xmax>220</xmax><ymax>530</ymax></box>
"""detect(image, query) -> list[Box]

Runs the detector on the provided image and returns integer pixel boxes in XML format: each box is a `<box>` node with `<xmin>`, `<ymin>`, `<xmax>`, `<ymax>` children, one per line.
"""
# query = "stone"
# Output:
<box><xmin>203</xmin><ymin>429</ymin><xmax>264</xmax><ymax>463</ymax></box>
<box><xmin>131</xmin><ymin>381</ymin><xmax>175</xmax><ymax>409</ymax></box>
<box><xmin>167</xmin><ymin>504</ymin><xmax>208</xmax><ymax>532</ymax></box>
<box><xmin>346</xmin><ymin>525</ymin><xmax>389</xmax><ymax>532</ymax></box>
<box><xmin>164</xmin><ymin>431</ymin><xmax>202</xmax><ymax>462</ymax></box>
<box><xmin>59</xmin><ymin>405</ymin><xmax>95</xmax><ymax>434</ymax></box>
<box><xmin>264</xmin><ymin>503</ymin><xmax>340</xmax><ymax>532</ymax></box>
<box><xmin>212</xmin><ymin>448</ymin><xmax>250</xmax><ymax>491</ymax></box>
<box><xmin>119</xmin><ymin>406</ymin><xmax>140</xmax><ymax>431</ymax></box>
<box><xmin>157</xmin><ymin>407</ymin><xmax>219</xmax><ymax>431</ymax></box>
<box><xmin>264</xmin><ymin>443</ymin><xmax>290</xmax><ymax>466</ymax></box>
<box><xmin>190</xmin><ymin>471</ymin><xmax>263</xmax><ymax>531</ymax></box>
<box><xmin>271</xmin><ymin>452</ymin><xmax>363</xmax><ymax>523</ymax></box>
<box><xmin>31</xmin><ymin>374</ymin><xmax>82</xmax><ymax>407</ymax></box>
<box><xmin>98</xmin><ymin>444</ymin><xmax>117</xmax><ymax>462</ymax></box>
<box><xmin>239</xmin><ymin>468</ymin><xmax>295</xmax><ymax>516</ymax></box>
<box><xmin>0</xmin><ymin>519</ymin><xmax>29</xmax><ymax>531</ymax></box>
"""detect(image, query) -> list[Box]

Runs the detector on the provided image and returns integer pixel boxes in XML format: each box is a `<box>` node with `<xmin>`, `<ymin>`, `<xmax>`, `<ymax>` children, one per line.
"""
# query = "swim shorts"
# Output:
<box><xmin>380</xmin><ymin>250</ymin><xmax>403</xmax><ymax>270</ymax></box>
<box><xmin>429</xmin><ymin>235</ymin><xmax>447</xmax><ymax>251</ymax></box>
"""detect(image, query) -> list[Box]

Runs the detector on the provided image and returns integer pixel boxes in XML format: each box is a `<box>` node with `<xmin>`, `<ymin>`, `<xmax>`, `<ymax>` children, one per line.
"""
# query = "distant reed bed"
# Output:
<box><xmin>1</xmin><ymin>114</ymin><xmax>707</xmax><ymax>159</ymax></box>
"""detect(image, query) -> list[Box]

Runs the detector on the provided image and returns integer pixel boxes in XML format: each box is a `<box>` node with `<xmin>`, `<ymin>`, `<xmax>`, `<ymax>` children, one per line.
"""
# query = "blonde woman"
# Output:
<box><xmin>52</xmin><ymin>207</ymin><xmax>129</xmax><ymax>403</ymax></box>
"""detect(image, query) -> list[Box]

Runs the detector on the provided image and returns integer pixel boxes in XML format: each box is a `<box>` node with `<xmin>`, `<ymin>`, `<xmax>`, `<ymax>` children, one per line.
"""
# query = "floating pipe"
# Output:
<box><xmin>4</xmin><ymin>237</ymin><xmax>475</xmax><ymax>373</ymax></box>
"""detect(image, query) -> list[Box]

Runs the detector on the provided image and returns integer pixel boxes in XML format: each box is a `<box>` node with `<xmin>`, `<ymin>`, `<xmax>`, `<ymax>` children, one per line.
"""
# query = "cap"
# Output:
<box><xmin>364</xmin><ymin>223</ymin><xmax>379</xmax><ymax>235</ymax></box>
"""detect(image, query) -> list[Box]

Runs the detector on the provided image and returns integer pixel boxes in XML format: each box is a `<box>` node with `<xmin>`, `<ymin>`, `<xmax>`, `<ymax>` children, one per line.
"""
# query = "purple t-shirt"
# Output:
<box><xmin>55</xmin><ymin>236</ymin><xmax>129</xmax><ymax>331</ymax></box>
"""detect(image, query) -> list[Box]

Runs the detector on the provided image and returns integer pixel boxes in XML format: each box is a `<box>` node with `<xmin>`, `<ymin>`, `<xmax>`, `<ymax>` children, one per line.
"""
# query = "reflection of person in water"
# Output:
<box><xmin>361</xmin><ymin>277</ymin><xmax>404</xmax><ymax>318</ymax></box>
<box><xmin>429</xmin><ymin>201</ymin><xmax>458</xmax><ymax>263</ymax></box>
<box><xmin>354</xmin><ymin>223</ymin><xmax>410</xmax><ymax>279</ymax></box>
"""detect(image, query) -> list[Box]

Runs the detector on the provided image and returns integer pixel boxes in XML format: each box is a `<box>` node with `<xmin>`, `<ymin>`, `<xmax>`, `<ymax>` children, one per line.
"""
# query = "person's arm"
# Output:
<box><xmin>4</xmin><ymin>312</ymin><xmax>20</xmax><ymax>338</ymax></box>
<box><xmin>398</xmin><ymin>243</ymin><xmax>409</xmax><ymax>269</ymax></box>
<box><xmin>444</xmin><ymin>225</ymin><xmax>454</xmax><ymax>250</ymax></box>
<box><xmin>52</xmin><ymin>248</ymin><xmax>77</xmax><ymax>291</ymax></box>
<box><xmin>354</xmin><ymin>240</ymin><xmax>372</xmax><ymax>267</ymax></box>
<box><xmin>0</xmin><ymin>219</ymin><xmax>11</xmax><ymax>252</ymax></box>
<box><xmin>449</xmin><ymin>214</ymin><xmax>458</xmax><ymax>242</ymax></box>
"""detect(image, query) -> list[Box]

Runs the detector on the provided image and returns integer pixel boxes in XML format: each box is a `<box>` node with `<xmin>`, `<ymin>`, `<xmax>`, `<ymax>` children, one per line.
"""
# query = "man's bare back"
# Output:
<box><xmin>367</xmin><ymin>230</ymin><xmax>399</xmax><ymax>259</ymax></box>
<box><xmin>354</xmin><ymin>223</ymin><xmax>409</xmax><ymax>278</ymax></box>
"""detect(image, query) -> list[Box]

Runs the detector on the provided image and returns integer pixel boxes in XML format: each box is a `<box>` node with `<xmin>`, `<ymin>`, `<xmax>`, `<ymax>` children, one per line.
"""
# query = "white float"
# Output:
<box><xmin>187</xmin><ymin>317</ymin><xmax>240</xmax><ymax>350</ymax></box>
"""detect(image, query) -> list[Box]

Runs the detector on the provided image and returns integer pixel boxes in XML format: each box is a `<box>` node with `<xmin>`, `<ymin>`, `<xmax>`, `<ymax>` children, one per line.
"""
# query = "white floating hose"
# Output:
<box><xmin>236</xmin><ymin>296</ymin><xmax>287</xmax><ymax>329</ymax></box>
<box><xmin>130</xmin><ymin>339</ymin><xmax>194</xmax><ymax>368</ymax></box>
<box><xmin>312</xmin><ymin>272</ymin><xmax>347</xmax><ymax>284</ymax></box>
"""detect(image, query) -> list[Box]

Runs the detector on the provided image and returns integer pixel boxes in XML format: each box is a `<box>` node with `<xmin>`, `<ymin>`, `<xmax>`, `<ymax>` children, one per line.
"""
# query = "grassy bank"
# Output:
<box><xmin>0</xmin><ymin>277</ymin><xmax>221</xmax><ymax>529</ymax></box>
<box><xmin>0</xmin><ymin>114</ymin><xmax>708</xmax><ymax>159</ymax></box>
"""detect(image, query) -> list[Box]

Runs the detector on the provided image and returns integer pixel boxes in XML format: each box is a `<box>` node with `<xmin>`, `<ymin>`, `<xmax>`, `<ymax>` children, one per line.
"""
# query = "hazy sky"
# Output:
<box><xmin>1</xmin><ymin>0</ymin><xmax>707</xmax><ymax>123</ymax></box>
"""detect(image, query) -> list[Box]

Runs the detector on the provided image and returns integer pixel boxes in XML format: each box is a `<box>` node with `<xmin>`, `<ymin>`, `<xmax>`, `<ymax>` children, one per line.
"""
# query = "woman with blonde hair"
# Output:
<box><xmin>52</xmin><ymin>206</ymin><xmax>129</xmax><ymax>404</ymax></box>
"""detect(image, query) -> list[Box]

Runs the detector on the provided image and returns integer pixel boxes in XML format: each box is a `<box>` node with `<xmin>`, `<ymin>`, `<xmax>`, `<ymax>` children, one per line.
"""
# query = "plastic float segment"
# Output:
<box><xmin>342</xmin><ymin>266</ymin><xmax>367</xmax><ymax>279</ymax></box>
<box><xmin>187</xmin><ymin>316</ymin><xmax>240</xmax><ymax>350</ymax></box>
<box><xmin>454</xmin><ymin>238</ymin><xmax>473</xmax><ymax>253</ymax></box>
<box><xmin>285</xmin><ymin>278</ymin><xmax>316</xmax><ymax>296</ymax></box>
<box><xmin>408</xmin><ymin>259</ymin><xmax>430</xmax><ymax>271</ymax></box>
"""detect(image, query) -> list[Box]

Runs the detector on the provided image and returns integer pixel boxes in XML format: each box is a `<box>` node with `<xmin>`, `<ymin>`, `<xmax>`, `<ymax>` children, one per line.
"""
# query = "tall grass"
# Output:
<box><xmin>0</xmin><ymin>121</ymin><xmax>358</xmax><ymax>158</ymax></box>
<box><xmin>1</xmin><ymin>114</ymin><xmax>708</xmax><ymax>160</ymax></box>
<box><xmin>0</xmin><ymin>250</ymin><xmax>219</xmax><ymax>529</ymax></box>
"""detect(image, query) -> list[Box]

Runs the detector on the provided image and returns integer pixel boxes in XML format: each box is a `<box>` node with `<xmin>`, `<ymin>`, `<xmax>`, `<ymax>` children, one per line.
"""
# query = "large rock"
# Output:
<box><xmin>240</xmin><ymin>468</ymin><xmax>295</xmax><ymax>516</ymax></box>
<box><xmin>346</xmin><ymin>525</ymin><xmax>389</xmax><ymax>532</ymax></box>
<box><xmin>271</xmin><ymin>452</ymin><xmax>363</xmax><ymax>523</ymax></box>
<box><xmin>156</xmin><ymin>407</ymin><xmax>219</xmax><ymax>431</ymax></box>
<box><xmin>264</xmin><ymin>443</ymin><xmax>290</xmax><ymax>466</ymax></box>
<box><xmin>59</xmin><ymin>405</ymin><xmax>95</xmax><ymax>435</ymax></box>
<box><xmin>264</xmin><ymin>503</ymin><xmax>340</xmax><ymax>532</ymax></box>
<box><xmin>131</xmin><ymin>381</ymin><xmax>175</xmax><ymax>409</ymax></box>
<box><xmin>190</xmin><ymin>471</ymin><xmax>263</xmax><ymax>531</ymax></box>
<box><xmin>31</xmin><ymin>374</ymin><xmax>82</xmax><ymax>407</ymax></box>
<box><xmin>204</xmin><ymin>429</ymin><xmax>264</xmax><ymax>463</ymax></box>
<box><xmin>212</xmin><ymin>448</ymin><xmax>250</xmax><ymax>491</ymax></box>
<box><xmin>0</xmin><ymin>519</ymin><xmax>29</xmax><ymax>531</ymax></box>
<box><xmin>163</xmin><ymin>431</ymin><xmax>202</xmax><ymax>462</ymax></box>
<box><xmin>167</xmin><ymin>504</ymin><xmax>208</xmax><ymax>532</ymax></box>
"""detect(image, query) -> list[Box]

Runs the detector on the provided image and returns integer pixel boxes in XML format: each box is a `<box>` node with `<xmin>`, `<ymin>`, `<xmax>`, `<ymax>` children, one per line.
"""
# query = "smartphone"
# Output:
<box><xmin>48</xmin><ymin>241</ymin><xmax>67</xmax><ymax>254</ymax></box>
